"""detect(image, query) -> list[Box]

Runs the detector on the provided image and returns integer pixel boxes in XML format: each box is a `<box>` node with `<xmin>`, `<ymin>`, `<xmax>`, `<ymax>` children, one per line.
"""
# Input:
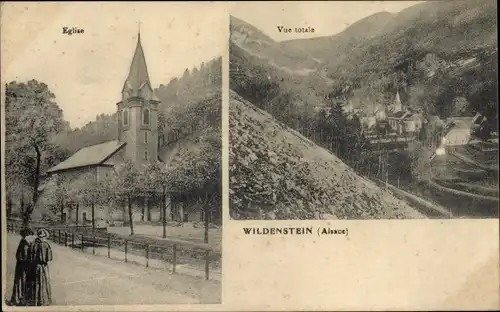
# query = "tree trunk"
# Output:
<box><xmin>76</xmin><ymin>203</ymin><xmax>79</xmax><ymax>226</ymax></box>
<box><xmin>60</xmin><ymin>199</ymin><xmax>64</xmax><ymax>224</ymax></box>
<box><xmin>91</xmin><ymin>201</ymin><xmax>95</xmax><ymax>230</ymax></box>
<box><xmin>147</xmin><ymin>197</ymin><xmax>152</xmax><ymax>221</ymax></box>
<box><xmin>141</xmin><ymin>197</ymin><xmax>145</xmax><ymax>221</ymax></box>
<box><xmin>20</xmin><ymin>184</ymin><xmax>24</xmax><ymax>215</ymax></box>
<box><xmin>127</xmin><ymin>197</ymin><xmax>134</xmax><ymax>235</ymax></box>
<box><xmin>6</xmin><ymin>195</ymin><xmax>12</xmax><ymax>218</ymax></box>
<box><xmin>162</xmin><ymin>190</ymin><xmax>167</xmax><ymax>239</ymax></box>
<box><xmin>24</xmin><ymin>146</ymin><xmax>42</xmax><ymax>226</ymax></box>
<box><xmin>204</xmin><ymin>204</ymin><xmax>209</xmax><ymax>244</ymax></box>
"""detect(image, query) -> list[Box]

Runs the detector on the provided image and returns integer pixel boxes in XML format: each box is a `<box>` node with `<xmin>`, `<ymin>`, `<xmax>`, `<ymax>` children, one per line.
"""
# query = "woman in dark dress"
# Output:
<box><xmin>26</xmin><ymin>228</ymin><xmax>53</xmax><ymax>306</ymax></box>
<box><xmin>8</xmin><ymin>227</ymin><xmax>34</xmax><ymax>306</ymax></box>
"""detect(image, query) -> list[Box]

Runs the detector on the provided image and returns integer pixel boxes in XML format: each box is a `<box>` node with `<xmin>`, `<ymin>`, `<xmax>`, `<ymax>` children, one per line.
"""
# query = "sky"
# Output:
<box><xmin>229</xmin><ymin>1</ymin><xmax>424</xmax><ymax>41</ymax></box>
<box><xmin>2</xmin><ymin>2</ymin><xmax>226</xmax><ymax>128</ymax></box>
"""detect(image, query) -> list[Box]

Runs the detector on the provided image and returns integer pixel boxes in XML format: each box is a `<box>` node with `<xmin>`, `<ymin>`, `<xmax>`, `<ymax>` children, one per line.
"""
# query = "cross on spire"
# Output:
<box><xmin>137</xmin><ymin>21</ymin><xmax>142</xmax><ymax>36</ymax></box>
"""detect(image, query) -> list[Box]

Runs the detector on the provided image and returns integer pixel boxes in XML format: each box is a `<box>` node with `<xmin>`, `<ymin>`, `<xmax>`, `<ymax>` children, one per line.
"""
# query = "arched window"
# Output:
<box><xmin>143</xmin><ymin>108</ymin><xmax>150</xmax><ymax>125</ymax></box>
<box><xmin>123</xmin><ymin>110</ymin><xmax>128</xmax><ymax>126</ymax></box>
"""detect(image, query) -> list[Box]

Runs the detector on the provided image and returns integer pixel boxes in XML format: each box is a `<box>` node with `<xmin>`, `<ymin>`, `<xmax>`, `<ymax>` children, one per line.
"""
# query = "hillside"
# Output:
<box><xmin>230</xmin><ymin>40</ymin><xmax>330</xmax><ymax>120</ymax></box>
<box><xmin>280</xmin><ymin>12</ymin><xmax>394</xmax><ymax>65</ymax></box>
<box><xmin>229</xmin><ymin>90</ymin><xmax>425</xmax><ymax>220</ymax></box>
<box><xmin>230</xmin><ymin>16</ymin><xmax>322</xmax><ymax>75</ymax></box>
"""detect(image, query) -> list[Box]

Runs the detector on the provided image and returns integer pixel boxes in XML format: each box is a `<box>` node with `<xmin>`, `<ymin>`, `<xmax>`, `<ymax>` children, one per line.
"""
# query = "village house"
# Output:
<box><xmin>441</xmin><ymin>113</ymin><xmax>486</xmax><ymax>146</ymax></box>
<box><xmin>361</xmin><ymin>115</ymin><xmax>377</xmax><ymax>130</ymax></box>
<box><xmin>38</xmin><ymin>31</ymin><xmax>219</xmax><ymax>226</ymax></box>
<box><xmin>441</xmin><ymin>117</ymin><xmax>474</xmax><ymax>146</ymax></box>
<box><xmin>374</xmin><ymin>106</ymin><xmax>387</xmax><ymax>121</ymax></box>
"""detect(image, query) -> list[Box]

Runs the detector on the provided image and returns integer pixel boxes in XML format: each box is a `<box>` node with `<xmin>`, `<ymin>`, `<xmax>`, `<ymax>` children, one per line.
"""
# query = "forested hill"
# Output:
<box><xmin>283</xmin><ymin>0</ymin><xmax>498</xmax><ymax>126</ymax></box>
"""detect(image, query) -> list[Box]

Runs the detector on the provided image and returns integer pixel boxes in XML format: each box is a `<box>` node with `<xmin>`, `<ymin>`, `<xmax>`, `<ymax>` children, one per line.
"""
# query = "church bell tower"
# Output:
<box><xmin>117</xmin><ymin>30</ymin><xmax>160</xmax><ymax>166</ymax></box>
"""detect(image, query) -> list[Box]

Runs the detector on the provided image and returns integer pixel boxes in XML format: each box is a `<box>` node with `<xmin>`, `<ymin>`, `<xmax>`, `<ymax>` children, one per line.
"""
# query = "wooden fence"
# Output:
<box><xmin>6</xmin><ymin>220</ymin><xmax>218</xmax><ymax>281</ymax></box>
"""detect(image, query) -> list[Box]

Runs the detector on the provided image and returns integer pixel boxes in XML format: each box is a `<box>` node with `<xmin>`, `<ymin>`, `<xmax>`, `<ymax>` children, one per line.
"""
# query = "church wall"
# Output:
<box><xmin>57</xmin><ymin>193</ymin><xmax>221</xmax><ymax>225</ymax></box>
<box><xmin>130</xmin><ymin>105</ymin><xmax>142</xmax><ymax>164</ymax></box>
<box><xmin>61</xmin><ymin>203</ymin><xmax>110</xmax><ymax>226</ymax></box>
<box><xmin>96</xmin><ymin>166</ymin><xmax>114</xmax><ymax>181</ymax></box>
<box><xmin>146</xmin><ymin>105</ymin><xmax>159</xmax><ymax>161</ymax></box>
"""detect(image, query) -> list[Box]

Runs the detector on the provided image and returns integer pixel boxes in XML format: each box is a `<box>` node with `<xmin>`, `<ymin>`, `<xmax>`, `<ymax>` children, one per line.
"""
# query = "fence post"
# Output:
<box><xmin>64</xmin><ymin>232</ymin><xmax>67</xmax><ymax>247</ymax></box>
<box><xmin>81</xmin><ymin>235</ymin><xmax>84</xmax><ymax>252</ymax></box>
<box><xmin>107</xmin><ymin>234</ymin><xmax>111</xmax><ymax>258</ymax></box>
<box><xmin>92</xmin><ymin>233</ymin><xmax>96</xmax><ymax>255</ymax></box>
<box><xmin>146</xmin><ymin>244</ymin><xmax>149</xmax><ymax>268</ymax></box>
<box><xmin>172</xmin><ymin>244</ymin><xmax>177</xmax><ymax>273</ymax></box>
<box><xmin>125</xmin><ymin>240</ymin><xmax>128</xmax><ymax>263</ymax></box>
<box><xmin>72</xmin><ymin>232</ymin><xmax>75</xmax><ymax>248</ymax></box>
<box><xmin>205</xmin><ymin>250</ymin><xmax>210</xmax><ymax>281</ymax></box>
<box><xmin>58</xmin><ymin>229</ymin><xmax>61</xmax><ymax>244</ymax></box>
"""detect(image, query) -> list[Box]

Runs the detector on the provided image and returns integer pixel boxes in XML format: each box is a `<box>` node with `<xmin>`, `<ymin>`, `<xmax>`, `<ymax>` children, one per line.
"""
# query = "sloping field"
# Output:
<box><xmin>229</xmin><ymin>90</ymin><xmax>425</xmax><ymax>220</ymax></box>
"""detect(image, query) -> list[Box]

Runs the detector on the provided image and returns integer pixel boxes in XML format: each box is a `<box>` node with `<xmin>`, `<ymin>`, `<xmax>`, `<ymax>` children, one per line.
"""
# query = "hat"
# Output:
<box><xmin>37</xmin><ymin>228</ymin><xmax>50</xmax><ymax>239</ymax></box>
<box><xmin>20</xmin><ymin>228</ymin><xmax>34</xmax><ymax>237</ymax></box>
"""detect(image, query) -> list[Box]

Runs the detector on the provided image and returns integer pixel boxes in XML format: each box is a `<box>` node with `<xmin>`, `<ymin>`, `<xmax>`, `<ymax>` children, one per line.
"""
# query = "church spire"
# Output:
<box><xmin>394</xmin><ymin>88</ymin><xmax>401</xmax><ymax>106</ymax></box>
<box><xmin>393</xmin><ymin>88</ymin><xmax>402</xmax><ymax>113</ymax></box>
<box><xmin>122</xmin><ymin>25</ymin><xmax>151</xmax><ymax>95</ymax></box>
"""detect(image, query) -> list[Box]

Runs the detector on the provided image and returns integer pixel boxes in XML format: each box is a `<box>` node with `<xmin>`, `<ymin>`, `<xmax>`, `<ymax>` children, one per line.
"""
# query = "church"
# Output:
<box><xmin>40</xmin><ymin>31</ymin><xmax>215</xmax><ymax>226</ymax></box>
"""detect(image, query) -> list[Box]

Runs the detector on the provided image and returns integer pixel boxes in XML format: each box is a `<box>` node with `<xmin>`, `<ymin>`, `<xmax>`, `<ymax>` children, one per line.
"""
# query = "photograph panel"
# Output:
<box><xmin>229</xmin><ymin>0</ymin><xmax>498</xmax><ymax>220</ymax></box>
<box><xmin>2</xmin><ymin>2</ymin><xmax>222</xmax><ymax>306</ymax></box>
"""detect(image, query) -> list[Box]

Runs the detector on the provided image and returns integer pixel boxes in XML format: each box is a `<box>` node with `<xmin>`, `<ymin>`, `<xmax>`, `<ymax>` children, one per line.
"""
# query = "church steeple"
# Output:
<box><xmin>122</xmin><ymin>28</ymin><xmax>152</xmax><ymax>97</ymax></box>
<box><xmin>393</xmin><ymin>88</ymin><xmax>402</xmax><ymax>113</ymax></box>
<box><xmin>395</xmin><ymin>88</ymin><xmax>401</xmax><ymax>106</ymax></box>
<box><xmin>117</xmin><ymin>26</ymin><xmax>160</xmax><ymax>165</ymax></box>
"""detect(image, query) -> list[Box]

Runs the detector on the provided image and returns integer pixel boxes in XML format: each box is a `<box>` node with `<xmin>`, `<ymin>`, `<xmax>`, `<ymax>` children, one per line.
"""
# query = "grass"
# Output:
<box><xmin>107</xmin><ymin>224</ymin><xmax>222</xmax><ymax>253</ymax></box>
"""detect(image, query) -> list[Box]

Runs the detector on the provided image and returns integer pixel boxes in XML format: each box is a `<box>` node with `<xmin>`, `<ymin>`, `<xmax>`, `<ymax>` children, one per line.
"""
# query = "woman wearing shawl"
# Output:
<box><xmin>8</xmin><ymin>228</ymin><xmax>35</xmax><ymax>306</ymax></box>
<box><xmin>26</xmin><ymin>228</ymin><xmax>53</xmax><ymax>306</ymax></box>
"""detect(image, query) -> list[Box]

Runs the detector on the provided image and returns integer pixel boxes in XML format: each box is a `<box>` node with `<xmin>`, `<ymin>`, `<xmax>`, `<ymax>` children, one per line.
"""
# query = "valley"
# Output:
<box><xmin>229</xmin><ymin>0</ymin><xmax>498</xmax><ymax>220</ymax></box>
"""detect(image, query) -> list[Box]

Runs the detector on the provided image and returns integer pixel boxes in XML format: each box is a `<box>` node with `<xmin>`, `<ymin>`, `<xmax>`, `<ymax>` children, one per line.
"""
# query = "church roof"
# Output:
<box><xmin>47</xmin><ymin>140</ymin><xmax>125</xmax><ymax>173</ymax></box>
<box><xmin>122</xmin><ymin>33</ymin><xmax>152</xmax><ymax>94</ymax></box>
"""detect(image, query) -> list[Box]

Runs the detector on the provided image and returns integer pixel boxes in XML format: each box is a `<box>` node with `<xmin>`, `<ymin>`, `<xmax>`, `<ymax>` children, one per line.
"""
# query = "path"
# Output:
<box><xmin>373</xmin><ymin>178</ymin><xmax>450</xmax><ymax>218</ymax></box>
<box><xmin>4</xmin><ymin>235</ymin><xmax>220</xmax><ymax>305</ymax></box>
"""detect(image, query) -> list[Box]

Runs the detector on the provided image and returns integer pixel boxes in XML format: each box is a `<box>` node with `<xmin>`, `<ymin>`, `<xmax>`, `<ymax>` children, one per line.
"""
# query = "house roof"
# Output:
<box><xmin>390</xmin><ymin>111</ymin><xmax>410</xmax><ymax>119</ymax></box>
<box><xmin>450</xmin><ymin>119</ymin><xmax>473</xmax><ymax>130</ymax></box>
<box><xmin>47</xmin><ymin>140</ymin><xmax>126</xmax><ymax>173</ymax></box>
<box><xmin>446</xmin><ymin>117</ymin><xmax>474</xmax><ymax>128</ymax></box>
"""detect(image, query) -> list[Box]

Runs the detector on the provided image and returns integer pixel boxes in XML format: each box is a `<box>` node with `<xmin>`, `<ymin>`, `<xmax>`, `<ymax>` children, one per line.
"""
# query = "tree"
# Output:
<box><xmin>108</xmin><ymin>161</ymin><xmax>141</xmax><ymax>235</ymax></box>
<box><xmin>475</xmin><ymin>122</ymin><xmax>493</xmax><ymax>141</ymax></box>
<box><xmin>53</xmin><ymin>174</ymin><xmax>69</xmax><ymax>223</ymax></box>
<box><xmin>168</xmin><ymin>128</ymin><xmax>221</xmax><ymax>243</ymax></box>
<box><xmin>5</xmin><ymin>80</ymin><xmax>66</xmax><ymax>225</ymax></box>
<box><xmin>68</xmin><ymin>172</ymin><xmax>103</xmax><ymax>230</ymax></box>
<box><xmin>142</xmin><ymin>161</ymin><xmax>174</xmax><ymax>238</ymax></box>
